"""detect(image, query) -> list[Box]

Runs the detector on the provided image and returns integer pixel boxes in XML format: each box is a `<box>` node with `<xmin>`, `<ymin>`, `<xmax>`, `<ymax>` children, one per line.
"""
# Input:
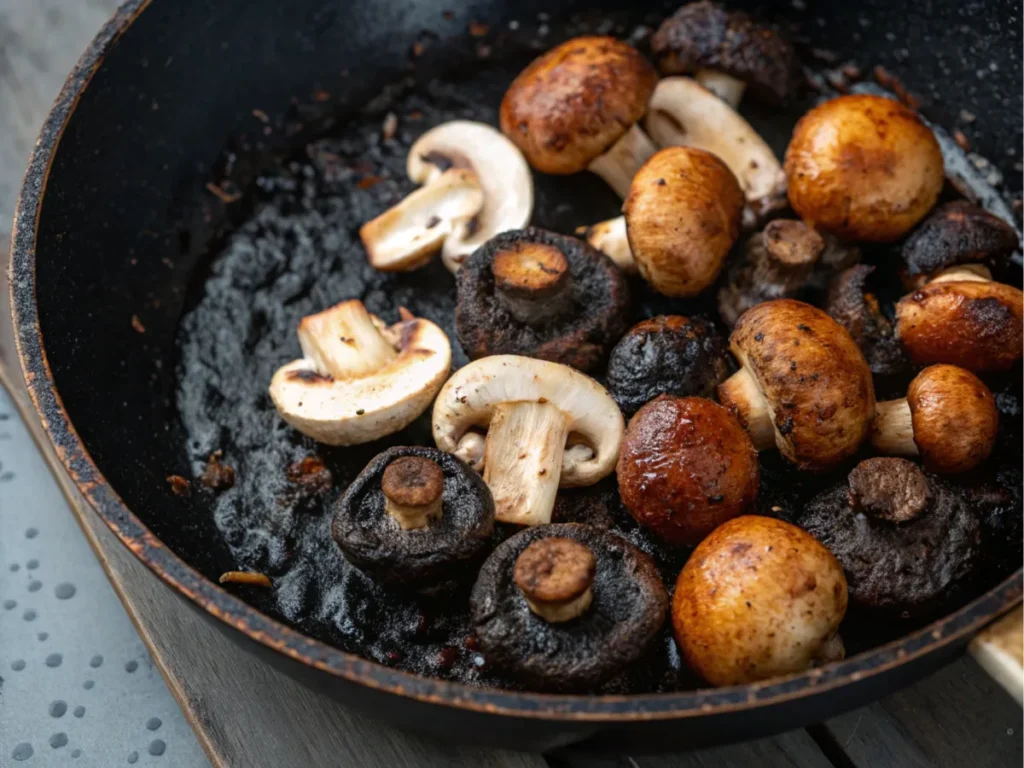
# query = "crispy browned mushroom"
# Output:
<box><xmin>801</xmin><ymin>458</ymin><xmax>982</xmax><ymax>616</ymax></box>
<box><xmin>872</xmin><ymin>365</ymin><xmax>998</xmax><ymax>474</ymax></box>
<box><xmin>624</xmin><ymin>147</ymin><xmax>744</xmax><ymax>297</ymax></box>
<box><xmin>617</xmin><ymin>396</ymin><xmax>759</xmax><ymax>546</ymax></box>
<box><xmin>455</xmin><ymin>228</ymin><xmax>630</xmax><ymax>372</ymax></box>
<box><xmin>717</xmin><ymin>299</ymin><xmax>876</xmax><ymax>472</ymax></box>
<box><xmin>470</xmin><ymin>523</ymin><xmax>668</xmax><ymax>690</ymax></box>
<box><xmin>825</xmin><ymin>265</ymin><xmax>909</xmax><ymax>376</ymax></box>
<box><xmin>500</xmin><ymin>36</ymin><xmax>659</xmax><ymax>197</ymax></box>
<box><xmin>784</xmin><ymin>95</ymin><xmax>944</xmax><ymax>242</ymax></box>
<box><xmin>673</xmin><ymin>515</ymin><xmax>847</xmax><ymax>685</ymax></box>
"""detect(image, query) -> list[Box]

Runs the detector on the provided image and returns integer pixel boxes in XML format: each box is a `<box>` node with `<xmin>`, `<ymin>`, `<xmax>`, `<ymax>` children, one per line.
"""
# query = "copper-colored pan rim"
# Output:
<box><xmin>9</xmin><ymin>0</ymin><xmax>1023</xmax><ymax>722</ymax></box>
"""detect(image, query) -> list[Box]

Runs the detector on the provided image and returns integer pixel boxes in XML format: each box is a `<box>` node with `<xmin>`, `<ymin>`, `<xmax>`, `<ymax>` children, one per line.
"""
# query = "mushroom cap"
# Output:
<box><xmin>650</xmin><ymin>1</ymin><xmax>800</xmax><ymax>104</ymax></box>
<box><xmin>672</xmin><ymin>515</ymin><xmax>847</xmax><ymax>686</ymax></box>
<box><xmin>617</xmin><ymin>396</ymin><xmax>759</xmax><ymax>546</ymax></box>
<box><xmin>624</xmin><ymin>147</ymin><xmax>745</xmax><ymax>297</ymax></box>
<box><xmin>825</xmin><ymin>265</ymin><xmax>909</xmax><ymax>377</ymax></box>
<box><xmin>902</xmin><ymin>201</ymin><xmax>1020</xmax><ymax>280</ymax></box>
<box><xmin>455</xmin><ymin>228</ymin><xmax>631</xmax><ymax>372</ymax></box>
<box><xmin>406</xmin><ymin>121</ymin><xmax>534</xmax><ymax>271</ymax></box>
<box><xmin>499</xmin><ymin>36</ymin><xmax>658</xmax><ymax>174</ymax></box>
<box><xmin>432</xmin><ymin>355</ymin><xmax>624</xmax><ymax>488</ymax></box>
<box><xmin>801</xmin><ymin>459</ymin><xmax>981</xmax><ymax>614</ymax></box>
<box><xmin>606</xmin><ymin>315</ymin><xmax>731</xmax><ymax>417</ymax></box>
<box><xmin>470</xmin><ymin>523</ymin><xmax>668</xmax><ymax>691</ymax></box>
<box><xmin>895</xmin><ymin>279</ymin><xmax>1024</xmax><ymax>372</ymax></box>
<box><xmin>332</xmin><ymin>446</ymin><xmax>495</xmax><ymax>590</ymax></box>
<box><xmin>722</xmin><ymin>299</ymin><xmax>876</xmax><ymax>472</ymax></box>
<box><xmin>906</xmin><ymin>365</ymin><xmax>998</xmax><ymax>474</ymax></box>
<box><xmin>784</xmin><ymin>95</ymin><xmax>944</xmax><ymax>242</ymax></box>
<box><xmin>269</xmin><ymin>307</ymin><xmax>452</xmax><ymax>446</ymax></box>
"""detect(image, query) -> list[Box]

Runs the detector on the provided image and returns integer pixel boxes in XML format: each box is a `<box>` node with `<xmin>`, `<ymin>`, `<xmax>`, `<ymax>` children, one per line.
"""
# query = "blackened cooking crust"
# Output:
<box><xmin>332</xmin><ymin>447</ymin><xmax>495</xmax><ymax>591</ymax></box>
<box><xmin>606</xmin><ymin>315</ymin><xmax>730</xmax><ymax>416</ymax></box>
<box><xmin>902</xmin><ymin>201</ymin><xmax>1020</xmax><ymax>278</ymax></box>
<box><xmin>456</xmin><ymin>228</ymin><xmax>631</xmax><ymax>372</ymax></box>
<box><xmin>470</xmin><ymin>523</ymin><xmax>668</xmax><ymax>691</ymax></box>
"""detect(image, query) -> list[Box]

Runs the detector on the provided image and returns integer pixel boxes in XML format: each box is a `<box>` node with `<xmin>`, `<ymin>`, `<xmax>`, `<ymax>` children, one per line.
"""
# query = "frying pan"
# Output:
<box><xmin>7</xmin><ymin>0</ymin><xmax>1023</xmax><ymax>753</ymax></box>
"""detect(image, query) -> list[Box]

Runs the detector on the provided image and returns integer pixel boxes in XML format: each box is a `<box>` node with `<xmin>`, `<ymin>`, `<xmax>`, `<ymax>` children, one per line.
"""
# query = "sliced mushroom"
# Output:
<box><xmin>651</xmin><ymin>1</ymin><xmax>800</xmax><ymax>106</ymax></box>
<box><xmin>470</xmin><ymin>523</ymin><xmax>668</xmax><ymax>690</ymax></box>
<box><xmin>624</xmin><ymin>147</ymin><xmax>744</xmax><ymax>297</ymax></box>
<box><xmin>717</xmin><ymin>299</ymin><xmax>875</xmax><ymax>472</ymax></box>
<box><xmin>432</xmin><ymin>355</ymin><xmax>624</xmax><ymax>526</ymax></box>
<box><xmin>500</xmin><ymin>36</ymin><xmax>659</xmax><ymax>197</ymax></box>
<box><xmin>270</xmin><ymin>300</ymin><xmax>451</xmax><ymax>445</ymax></box>
<box><xmin>618</xmin><ymin>396</ymin><xmax>759</xmax><ymax>546</ymax></box>
<box><xmin>872</xmin><ymin>365</ymin><xmax>998</xmax><ymax>474</ymax></box>
<box><xmin>825</xmin><ymin>265</ymin><xmax>909</xmax><ymax>376</ymax></box>
<box><xmin>361</xmin><ymin>121</ymin><xmax>534</xmax><ymax>272</ymax></box>
<box><xmin>455</xmin><ymin>228</ymin><xmax>630</xmax><ymax>372</ymax></box>
<box><xmin>785</xmin><ymin>94</ymin><xmax>944</xmax><ymax>241</ymax></box>
<box><xmin>673</xmin><ymin>515</ymin><xmax>847</xmax><ymax>685</ymax></box>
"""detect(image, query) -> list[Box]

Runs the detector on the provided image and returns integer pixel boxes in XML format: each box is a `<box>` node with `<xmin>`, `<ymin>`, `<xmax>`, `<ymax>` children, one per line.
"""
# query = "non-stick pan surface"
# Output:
<box><xmin>10</xmin><ymin>0</ymin><xmax>1023</xmax><ymax>752</ymax></box>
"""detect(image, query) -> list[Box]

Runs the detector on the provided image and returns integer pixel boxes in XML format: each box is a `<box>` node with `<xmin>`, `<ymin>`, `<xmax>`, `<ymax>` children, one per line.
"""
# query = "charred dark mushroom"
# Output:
<box><xmin>470</xmin><ymin>523</ymin><xmax>668</xmax><ymax>691</ymax></box>
<box><xmin>801</xmin><ymin>457</ymin><xmax>983</xmax><ymax>616</ymax></box>
<box><xmin>606</xmin><ymin>315</ymin><xmax>731</xmax><ymax>416</ymax></box>
<box><xmin>901</xmin><ymin>201</ymin><xmax>1020</xmax><ymax>288</ymax></box>
<box><xmin>825</xmin><ymin>265</ymin><xmax>909</xmax><ymax>376</ymax></box>
<box><xmin>617</xmin><ymin>396</ymin><xmax>759</xmax><ymax>546</ymax></box>
<box><xmin>651</xmin><ymin>1</ymin><xmax>800</xmax><ymax>106</ymax></box>
<box><xmin>455</xmin><ymin>228</ymin><xmax>630</xmax><ymax>371</ymax></box>
<box><xmin>332</xmin><ymin>447</ymin><xmax>495</xmax><ymax>591</ymax></box>
<box><xmin>872</xmin><ymin>365</ymin><xmax>998</xmax><ymax>475</ymax></box>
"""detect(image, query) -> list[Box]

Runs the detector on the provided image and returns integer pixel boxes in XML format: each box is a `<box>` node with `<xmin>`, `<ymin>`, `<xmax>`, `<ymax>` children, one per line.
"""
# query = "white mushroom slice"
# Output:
<box><xmin>645</xmin><ymin>77</ymin><xmax>786</xmax><ymax>213</ymax></box>
<box><xmin>695</xmin><ymin>68</ymin><xmax>747</xmax><ymax>109</ymax></box>
<box><xmin>586</xmin><ymin>123</ymin><xmax>659</xmax><ymax>199</ymax></box>
<box><xmin>360</xmin><ymin>168</ymin><xmax>483</xmax><ymax>272</ymax></box>
<box><xmin>433</xmin><ymin>355</ymin><xmax>624</xmax><ymax>526</ymax></box>
<box><xmin>584</xmin><ymin>216</ymin><xmax>635</xmax><ymax>273</ymax></box>
<box><xmin>270</xmin><ymin>300</ymin><xmax>451</xmax><ymax>446</ymax></box>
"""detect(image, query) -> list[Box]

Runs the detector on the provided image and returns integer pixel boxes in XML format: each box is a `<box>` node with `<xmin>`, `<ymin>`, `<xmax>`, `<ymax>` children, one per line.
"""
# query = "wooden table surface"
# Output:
<box><xmin>1</xmin><ymin>2</ymin><xmax>1021</xmax><ymax>767</ymax></box>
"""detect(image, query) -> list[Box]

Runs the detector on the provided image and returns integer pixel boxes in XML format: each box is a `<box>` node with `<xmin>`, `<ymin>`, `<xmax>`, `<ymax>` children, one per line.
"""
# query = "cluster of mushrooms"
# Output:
<box><xmin>264</xmin><ymin>1</ymin><xmax>1022</xmax><ymax>692</ymax></box>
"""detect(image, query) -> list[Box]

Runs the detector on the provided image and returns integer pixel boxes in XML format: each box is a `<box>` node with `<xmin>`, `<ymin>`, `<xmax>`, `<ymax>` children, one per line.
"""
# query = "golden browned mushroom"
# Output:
<box><xmin>872</xmin><ymin>365</ymin><xmax>998</xmax><ymax>474</ymax></box>
<box><xmin>624</xmin><ymin>147</ymin><xmax>744</xmax><ymax>297</ymax></box>
<box><xmin>895</xmin><ymin>269</ymin><xmax>1024</xmax><ymax>372</ymax></box>
<box><xmin>717</xmin><ymin>299</ymin><xmax>875</xmax><ymax>472</ymax></box>
<box><xmin>513</xmin><ymin>537</ymin><xmax>597</xmax><ymax>623</ymax></box>
<box><xmin>784</xmin><ymin>94</ymin><xmax>944</xmax><ymax>242</ymax></box>
<box><xmin>672</xmin><ymin>515</ymin><xmax>848</xmax><ymax>686</ymax></box>
<box><xmin>500</xmin><ymin>36</ymin><xmax>659</xmax><ymax>197</ymax></box>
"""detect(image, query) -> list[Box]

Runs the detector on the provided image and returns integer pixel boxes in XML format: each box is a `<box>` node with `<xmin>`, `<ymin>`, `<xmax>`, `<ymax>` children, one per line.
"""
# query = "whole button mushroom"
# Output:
<box><xmin>606</xmin><ymin>315</ymin><xmax>731</xmax><ymax>417</ymax></box>
<box><xmin>717</xmin><ymin>299</ymin><xmax>876</xmax><ymax>472</ymax></box>
<box><xmin>269</xmin><ymin>301</ymin><xmax>451</xmax><ymax>445</ymax></box>
<box><xmin>455</xmin><ymin>228</ymin><xmax>630</xmax><ymax>372</ymax></box>
<box><xmin>360</xmin><ymin>121</ymin><xmax>533</xmax><ymax>273</ymax></box>
<box><xmin>332</xmin><ymin>447</ymin><xmax>495</xmax><ymax>591</ymax></box>
<box><xmin>802</xmin><ymin>458</ymin><xmax>982</xmax><ymax>616</ymax></box>
<box><xmin>825</xmin><ymin>265</ymin><xmax>909</xmax><ymax>377</ymax></box>
<box><xmin>673</xmin><ymin>515</ymin><xmax>848</xmax><ymax>686</ymax></box>
<box><xmin>617</xmin><ymin>396</ymin><xmax>759</xmax><ymax>546</ymax></box>
<box><xmin>784</xmin><ymin>94</ymin><xmax>944</xmax><ymax>242</ymax></box>
<box><xmin>872</xmin><ymin>365</ymin><xmax>998</xmax><ymax>475</ymax></box>
<box><xmin>500</xmin><ymin>36</ymin><xmax>659</xmax><ymax>197</ymax></box>
<box><xmin>432</xmin><ymin>355</ymin><xmax>624</xmax><ymax>527</ymax></box>
<box><xmin>895</xmin><ymin>268</ymin><xmax>1024</xmax><ymax>373</ymax></box>
<box><xmin>470</xmin><ymin>523</ymin><xmax>668</xmax><ymax>691</ymax></box>
<box><xmin>624</xmin><ymin>147</ymin><xmax>744</xmax><ymax>297</ymax></box>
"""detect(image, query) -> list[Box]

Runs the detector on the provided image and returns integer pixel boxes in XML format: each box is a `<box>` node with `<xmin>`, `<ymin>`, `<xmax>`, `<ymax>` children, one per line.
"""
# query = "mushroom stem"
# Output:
<box><xmin>297</xmin><ymin>300</ymin><xmax>397</xmax><ymax>379</ymax></box>
<box><xmin>928</xmin><ymin>264</ymin><xmax>993</xmax><ymax>284</ymax></box>
<box><xmin>513</xmin><ymin>537</ymin><xmax>596</xmax><ymax>623</ymax></box>
<box><xmin>483</xmin><ymin>402</ymin><xmax>570</xmax><ymax>526</ymax></box>
<box><xmin>584</xmin><ymin>216</ymin><xmax>636</xmax><ymax>273</ymax></box>
<box><xmin>491</xmin><ymin>241</ymin><xmax>572</xmax><ymax>323</ymax></box>
<box><xmin>695</xmin><ymin>69</ymin><xmax>747</xmax><ymax>108</ymax></box>
<box><xmin>870</xmin><ymin>399</ymin><xmax>918</xmax><ymax>457</ymax></box>
<box><xmin>587</xmin><ymin>123</ymin><xmax>657</xmax><ymax>198</ymax></box>
<box><xmin>455</xmin><ymin>431</ymin><xmax>486</xmax><ymax>471</ymax></box>
<box><xmin>381</xmin><ymin>456</ymin><xmax>445</xmax><ymax>531</ymax></box>
<box><xmin>525</xmin><ymin>587</ymin><xmax>593</xmax><ymax>623</ymax></box>
<box><xmin>717</xmin><ymin>366</ymin><xmax>777</xmax><ymax>451</ymax></box>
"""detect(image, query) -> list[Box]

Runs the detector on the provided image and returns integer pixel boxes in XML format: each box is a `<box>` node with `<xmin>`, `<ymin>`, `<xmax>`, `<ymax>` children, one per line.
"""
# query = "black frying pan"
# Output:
<box><xmin>9</xmin><ymin>0</ymin><xmax>1023</xmax><ymax>753</ymax></box>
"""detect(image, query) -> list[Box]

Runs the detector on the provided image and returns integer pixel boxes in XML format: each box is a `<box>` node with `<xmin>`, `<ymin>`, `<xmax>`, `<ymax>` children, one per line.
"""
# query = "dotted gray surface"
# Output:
<box><xmin>0</xmin><ymin>387</ymin><xmax>209</xmax><ymax>766</ymax></box>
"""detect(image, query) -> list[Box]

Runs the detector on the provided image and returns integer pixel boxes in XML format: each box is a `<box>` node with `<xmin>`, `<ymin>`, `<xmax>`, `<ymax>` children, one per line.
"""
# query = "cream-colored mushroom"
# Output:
<box><xmin>432</xmin><ymin>355</ymin><xmax>623</xmax><ymax>526</ymax></box>
<box><xmin>583</xmin><ymin>216</ymin><xmax>636</xmax><ymax>273</ymax></box>
<box><xmin>270</xmin><ymin>300</ymin><xmax>451</xmax><ymax>445</ymax></box>
<box><xmin>360</xmin><ymin>121</ymin><xmax>533</xmax><ymax>273</ymax></box>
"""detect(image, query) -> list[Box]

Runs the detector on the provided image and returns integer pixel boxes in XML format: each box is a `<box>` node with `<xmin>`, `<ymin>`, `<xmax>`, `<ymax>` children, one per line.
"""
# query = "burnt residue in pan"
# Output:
<box><xmin>175</xmin><ymin>13</ymin><xmax>1022</xmax><ymax>693</ymax></box>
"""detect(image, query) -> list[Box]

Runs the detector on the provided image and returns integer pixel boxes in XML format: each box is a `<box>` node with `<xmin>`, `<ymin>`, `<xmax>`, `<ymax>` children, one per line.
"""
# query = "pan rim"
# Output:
<box><xmin>8</xmin><ymin>0</ymin><xmax>1023</xmax><ymax>722</ymax></box>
